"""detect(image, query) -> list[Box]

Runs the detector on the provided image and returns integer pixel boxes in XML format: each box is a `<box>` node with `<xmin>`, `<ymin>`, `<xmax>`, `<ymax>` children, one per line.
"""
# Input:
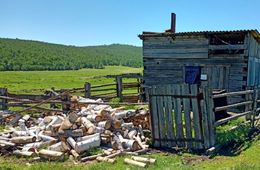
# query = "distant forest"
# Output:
<box><xmin>0</xmin><ymin>38</ymin><xmax>142</xmax><ymax>71</ymax></box>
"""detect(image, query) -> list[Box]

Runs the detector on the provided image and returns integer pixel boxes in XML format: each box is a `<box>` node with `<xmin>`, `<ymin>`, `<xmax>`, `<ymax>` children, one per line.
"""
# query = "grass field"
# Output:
<box><xmin>0</xmin><ymin>66</ymin><xmax>260</xmax><ymax>170</ymax></box>
<box><xmin>0</xmin><ymin>66</ymin><xmax>142</xmax><ymax>94</ymax></box>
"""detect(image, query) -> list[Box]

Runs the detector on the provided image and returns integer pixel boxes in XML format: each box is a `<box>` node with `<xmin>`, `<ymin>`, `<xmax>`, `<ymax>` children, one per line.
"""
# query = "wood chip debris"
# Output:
<box><xmin>0</xmin><ymin>96</ymin><xmax>152</xmax><ymax>164</ymax></box>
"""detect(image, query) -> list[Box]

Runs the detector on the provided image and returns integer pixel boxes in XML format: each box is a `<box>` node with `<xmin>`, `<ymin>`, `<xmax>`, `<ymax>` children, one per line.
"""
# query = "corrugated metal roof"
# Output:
<box><xmin>139</xmin><ymin>29</ymin><xmax>260</xmax><ymax>42</ymax></box>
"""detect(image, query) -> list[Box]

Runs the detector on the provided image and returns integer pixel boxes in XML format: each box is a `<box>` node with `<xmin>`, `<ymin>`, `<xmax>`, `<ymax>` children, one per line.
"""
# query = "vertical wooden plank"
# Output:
<box><xmin>201</xmin><ymin>88</ymin><xmax>210</xmax><ymax>149</ymax></box>
<box><xmin>84</xmin><ymin>82</ymin><xmax>91</xmax><ymax>98</ymax></box>
<box><xmin>182</xmin><ymin>84</ymin><xmax>193</xmax><ymax>149</ymax></box>
<box><xmin>174</xmin><ymin>85</ymin><xmax>184</xmax><ymax>147</ymax></box>
<box><xmin>157</xmin><ymin>86</ymin><xmax>167</xmax><ymax>147</ymax></box>
<box><xmin>205</xmin><ymin>87</ymin><xmax>216</xmax><ymax>147</ymax></box>
<box><xmin>225</xmin><ymin>67</ymin><xmax>230</xmax><ymax>91</ymax></box>
<box><xmin>190</xmin><ymin>85</ymin><xmax>203</xmax><ymax>149</ymax></box>
<box><xmin>164</xmin><ymin>85</ymin><xmax>176</xmax><ymax>147</ymax></box>
<box><xmin>219</xmin><ymin>67</ymin><xmax>224</xmax><ymax>89</ymax></box>
<box><xmin>149</xmin><ymin>86</ymin><xmax>160</xmax><ymax>147</ymax></box>
<box><xmin>0</xmin><ymin>88</ymin><xmax>8</xmax><ymax>110</ymax></box>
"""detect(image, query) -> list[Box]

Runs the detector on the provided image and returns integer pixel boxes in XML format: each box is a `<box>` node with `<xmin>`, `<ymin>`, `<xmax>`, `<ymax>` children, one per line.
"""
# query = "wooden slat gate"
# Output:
<box><xmin>148</xmin><ymin>84</ymin><xmax>215</xmax><ymax>150</ymax></box>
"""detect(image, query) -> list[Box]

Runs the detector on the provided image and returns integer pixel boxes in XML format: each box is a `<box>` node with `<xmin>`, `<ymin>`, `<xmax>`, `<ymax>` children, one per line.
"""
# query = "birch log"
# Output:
<box><xmin>39</xmin><ymin>149</ymin><xmax>64</xmax><ymax>161</ymax></box>
<box><xmin>124</xmin><ymin>158</ymin><xmax>147</xmax><ymax>168</ymax></box>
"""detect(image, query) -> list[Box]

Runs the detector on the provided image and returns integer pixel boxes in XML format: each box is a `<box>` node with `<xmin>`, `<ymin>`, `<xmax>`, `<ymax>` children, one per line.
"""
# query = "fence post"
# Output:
<box><xmin>0</xmin><ymin>88</ymin><xmax>8</xmax><ymax>110</ymax></box>
<box><xmin>245</xmin><ymin>86</ymin><xmax>253</xmax><ymax>120</ymax></box>
<box><xmin>84</xmin><ymin>82</ymin><xmax>91</xmax><ymax>98</ymax></box>
<box><xmin>61</xmin><ymin>92</ymin><xmax>70</xmax><ymax>113</ymax></box>
<box><xmin>50</xmin><ymin>87</ymin><xmax>57</xmax><ymax>109</ymax></box>
<box><xmin>116</xmin><ymin>76</ymin><xmax>123</xmax><ymax>101</ymax></box>
<box><xmin>252</xmin><ymin>87</ymin><xmax>258</xmax><ymax>127</ymax></box>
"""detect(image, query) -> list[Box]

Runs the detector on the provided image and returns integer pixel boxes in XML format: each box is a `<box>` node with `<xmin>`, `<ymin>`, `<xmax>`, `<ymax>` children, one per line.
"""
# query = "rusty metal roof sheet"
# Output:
<box><xmin>139</xmin><ymin>29</ymin><xmax>260</xmax><ymax>42</ymax></box>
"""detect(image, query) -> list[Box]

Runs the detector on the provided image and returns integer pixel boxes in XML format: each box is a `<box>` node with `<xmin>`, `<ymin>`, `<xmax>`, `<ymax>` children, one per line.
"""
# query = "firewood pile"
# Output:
<box><xmin>0</xmin><ymin>96</ymin><xmax>151</xmax><ymax>164</ymax></box>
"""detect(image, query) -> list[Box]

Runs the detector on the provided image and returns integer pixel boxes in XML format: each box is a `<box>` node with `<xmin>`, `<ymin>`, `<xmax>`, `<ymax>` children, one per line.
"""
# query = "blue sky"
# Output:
<box><xmin>0</xmin><ymin>0</ymin><xmax>259</xmax><ymax>46</ymax></box>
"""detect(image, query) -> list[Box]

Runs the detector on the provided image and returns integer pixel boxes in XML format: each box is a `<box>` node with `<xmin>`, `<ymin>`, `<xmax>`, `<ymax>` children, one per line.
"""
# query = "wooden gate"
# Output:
<box><xmin>148</xmin><ymin>84</ymin><xmax>215</xmax><ymax>150</ymax></box>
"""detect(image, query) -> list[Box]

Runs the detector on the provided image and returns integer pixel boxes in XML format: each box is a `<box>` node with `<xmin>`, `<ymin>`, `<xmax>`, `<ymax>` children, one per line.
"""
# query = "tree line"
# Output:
<box><xmin>0</xmin><ymin>38</ymin><xmax>142</xmax><ymax>71</ymax></box>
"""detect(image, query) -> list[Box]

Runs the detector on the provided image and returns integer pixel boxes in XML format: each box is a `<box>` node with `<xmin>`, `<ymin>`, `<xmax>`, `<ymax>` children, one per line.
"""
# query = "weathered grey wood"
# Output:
<box><xmin>209</xmin><ymin>44</ymin><xmax>246</xmax><ymax>50</ymax></box>
<box><xmin>205</xmin><ymin>88</ymin><xmax>216</xmax><ymax>147</ymax></box>
<box><xmin>252</xmin><ymin>88</ymin><xmax>258</xmax><ymax>127</ymax></box>
<box><xmin>182</xmin><ymin>84</ymin><xmax>193</xmax><ymax>148</ymax></box>
<box><xmin>116</xmin><ymin>76</ymin><xmax>123</xmax><ymax>101</ymax></box>
<box><xmin>215</xmin><ymin>111</ymin><xmax>252</xmax><ymax>127</ymax></box>
<box><xmin>0</xmin><ymin>88</ymin><xmax>8</xmax><ymax>110</ymax></box>
<box><xmin>157</xmin><ymin>86</ymin><xmax>167</xmax><ymax>147</ymax></box>
<box><xmin>164</xmin><ymin>85</ymin><xmax>175</xmax><ymax>146</ymax></box>
<box><xmin>213</xmin><ymin>90</ymin><xmax>254</xmax><ymax>98</ymax></box>
<box><xmin>84</xmin><ymin>82</ymin><xmax>91</xmax><ymax>98</ymax></box>
<box><xmin>149</xmin><ymin>87</ymin><xmax>160</xmax><ymax>147</ymax></box>
<box><xmin>215</xmin><ymin>101</ymin><xmax>253</xmax><ymax>112</ymax></box>
<box><xmin>190</xmin><ymin>85</ymin><xmax>203</xmax><ymax>149</ymax></box>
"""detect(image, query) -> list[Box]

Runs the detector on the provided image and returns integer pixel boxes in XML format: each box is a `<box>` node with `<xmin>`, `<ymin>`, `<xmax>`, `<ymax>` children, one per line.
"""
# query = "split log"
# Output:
<box><xmin>127</xmin><ymin>129</ymin><xmax>137</xmax><ymax>139</ymax></box>
<box><xmin>67</xmin><ymin>137</ymin><xmax>77</xmax><ymax>149</ymax></box>
<box><xmin>13</xmin><ymin>150</ymin><xmax>36</xmax><ymax>157</ymax></box>
<box><xmin>138</xmin><ymin>125</ymin><xmax>145</xmax><ymax>140</ymax></box>
<box><xmin>81</xmin><ymin>153</ymin><xmax>103</xmax><ymax>162</ymax></box>
<box><xmin>68</xmin><ymin>111</ymin><xmax>79</xmax><ymax>123</ymax></box>
<box><xmin>39</xmin><ymin>149</ymin><xmax>64</xmax><ymax>161</ymax></box>
<box><xmin>131</xmin><ymin>156</ymin><xmax>156</xmax><ymax>164</ymax></box>
<box><xmin>63</xmin><ymin>129</ymin><xmax>84</xmax><ymax>137</ymax></box>
<box><xmin>124</xmin><ymin>158</ymin><xmax>147</xmax><ymax>168</ymax></box>
<box><xmin>87</xmin><ymin>114</ymin><xmax>102</xmax><ymax>122</ymax></box>
<box><xmin>116</xmin><ymin>132</ymin><xmax>139</xmax><ymax>151</ymax></box>
<box><xmin>11</xmin><ymin>136</ymin><xmax>36</xmax><ymax>144</ymax></box>
<box><xmin>121</xmin><ymin>123</ymin><xmax>134</xmax><ymax>130</ymax></box>
<box><xmin>58</xmin><ymin>118</ymin><xmax>73</xmax><ymax>132</ymax></box>
<box><xmin>96</xmin><ymin>156</ymin><xmax>115</xmax><ymax>163</ymax></box>
<box><xmin>98</xmin><ymin>120</ymin><xmax>111</xmax><ymax>130</ymax></box>
<box><xmin>114</xmin><ymin>110</ymin><xmax>136</xmax><ymax>119</ymax></box>
<box><xmin>133</xmin><ymin>135</ymin><xmax>147</xmax><ymax>149</ymax></box>
<box><xmin>48</xmin><ymin>142</ymin><xmax>67</xmax><ymax>152</ymax></box>
<box><xmin>76</xmin><ymin>133</ymin><xmax>100</xmax><ymax>142</ymax></box>
<box><xmin>38</xmin><ymin>132</ymin><xmax>57</xmax><ymax>141</ymax></box>
<box><xmin>0</xmin><ymin>140</ymin><xmax>15</xmax><ymax>146</ymax></box>
<box><xmin>81</xmin><ymin>117</ymin><xmax>96</xmax><ymax>135</ymax></box>
<box><xmin>105</xmin><ymin>150</ymin><xmax>122</xmax><ymax>159</ymax></box>
<box><xmin>75</xmin><ymin>133</ymin><xmax>100</xmax><ymax>153</ymax></box>
<box><xmin>71</xmin><ymin>149</ymin><xmax>80</xmax><ymax>160</ymax></box>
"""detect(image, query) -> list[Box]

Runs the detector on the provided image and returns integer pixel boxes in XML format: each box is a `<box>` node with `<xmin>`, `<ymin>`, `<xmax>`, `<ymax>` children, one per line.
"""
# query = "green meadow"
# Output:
<box><xmin>0</xmin><ymin>66</ymin><xmax>260</xmax><ymax>170</ymax></box>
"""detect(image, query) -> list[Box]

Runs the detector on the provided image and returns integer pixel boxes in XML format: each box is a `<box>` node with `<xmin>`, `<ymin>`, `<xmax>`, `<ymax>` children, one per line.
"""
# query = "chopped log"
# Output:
<box><xmin>48</xmin><ymin>142</ymin><xmax>67</xmax><ymax>152</ymax></box>
<box><xmin>11</xmin><ymin>136</ymin><xmax>36</xmax><ymax>144</ymax></box>
<box><xmin>23</xmin><ymin>140</ymin><xmax>56</xmax><ymax>149</ymax></box>
<box><xmin>87</xmin><ymin>114</ymin><xmax>102</xmax><ymax>122</ymax></box>
<box><xmin>67</xmin><ymin>137</ymin><xmax>77</xmax><ymax>150</ymax></box>
<box><xmin>81</xmin><ymin>117</ymin><xmax>96</xmax><ymax>135</ymax></box>
<box><xmin>105</xmin><ymin>150</ymin><xmax>122</xmax><ymax>159</ymax></box>
<box><xmin>38</xmin><ymin>132</ymin><xmax>57</xmax><ymax>141</ymax></box>
<box><xmin>124</xmin><ymin>158</ymin><xmax>147</xmax><ymax>168</ymax></box>
<box><xmin>114</xmin><ymin>110</ymin><xmax>136</xmax><ymax>119</ymax></box>
<box><xmin>133</xmin><ymin>135</ymin><xmax>146</xmax><ymax>149</ymax></box>
<box><xmin>81</xmin><ymin>153</ymin><xmax>103</xmax><ymax>162</ymax></box>
<box><xmin>39</xmin><ymin>149</ymin><xmax>64</xmax><ymax>161</ymax></box>
<box><xmin>121</xmin><ymin>123</ymin><xmax>134</xmax><ymax>130</ymax></box>
<box><xmin>128</xmin><ymin>129</ymin><xmax>137</xmax><ymax>139</ymax></box>
<box><xmin>0</xmin><ymin>140</ymin><xmax>15</xmax><ymax>146</ymax></box>
<box><xmin>75</xmin><ymin>133</ymin><xmax>100</xmax><ymax>153</ymax></box>
<box><xmin>58</xmin><ymin>118</ymin><xmax>73</xmax><ymax>132</ymax></box>
<box><xmin>71</xmin><ymin>149</ymin><xmax>80</xmax><ymax>160</ymax></box>
<box><xmin>68</xmin><ymin>111</ymin><xmax>79</xmax><ymax>123</ymax></box>
<box><xmin>13</xmin><ymin>150</ymin><xmax>36</xmax><ymax>157</ymax></box>
<box><xmin>76</xmin><ymin>133</ymin><xmax>100</xmax><ymax>142</ymax></box>
<box><xmin>98</xmin><ymin>120</ymin><xmax>112</xmax><ymax>130</ymax></box>
<box><xmin>116</xmin><ymin>132</ymin><xmax>139</xmax><ymax>151</ymax></box>
<box><xmin>12</xmin><ymin>131</ymin><xmax>28</xmax><ymax>137</ymax></box>
<box><xmin>131</xmin><ymin>156</ymin><xmax>156</xmax><ymax>164</ymax></box>
<box><xmin>62</xmin><ymin>129</ymin><xmax>84</xmax><ymax>137</ymax></box>
<box><xmin>138</xmin><ymin>125</ymin><xmax>145</xmax><ymax>140</ymax></box>
<box><xmin>96</xmin><ymin>156</ymin><xmax>115</xmax><ymax>163</ymax></box>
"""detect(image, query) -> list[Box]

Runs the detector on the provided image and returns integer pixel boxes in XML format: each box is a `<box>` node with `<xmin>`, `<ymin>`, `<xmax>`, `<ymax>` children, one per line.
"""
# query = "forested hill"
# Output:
<box><xmin>0</xmin><ymin>38</ymin><xmax>142</xmax><ymax>71</ymax></box>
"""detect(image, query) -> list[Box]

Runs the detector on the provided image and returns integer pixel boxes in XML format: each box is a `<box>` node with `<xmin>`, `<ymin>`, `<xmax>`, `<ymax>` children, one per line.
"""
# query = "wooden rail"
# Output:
<box><xmin>213</xmin><ymin>86</ymin><xmax>260</xmax><ymax>127</ymax></box>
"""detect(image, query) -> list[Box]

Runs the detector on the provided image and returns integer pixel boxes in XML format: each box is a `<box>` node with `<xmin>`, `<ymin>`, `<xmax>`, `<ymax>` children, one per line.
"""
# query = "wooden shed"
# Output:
<box><xmin>139</xmin><ymin>14</ymin><xmax>260</xmax><ymax>102</ymax></box>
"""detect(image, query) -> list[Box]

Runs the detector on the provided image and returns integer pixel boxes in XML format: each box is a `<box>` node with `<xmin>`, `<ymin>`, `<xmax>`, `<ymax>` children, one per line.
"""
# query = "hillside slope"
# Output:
<box><xmin>0</xmin><ymin>38</ymin><xmax>142</xmax><ymax>71</ymax></box>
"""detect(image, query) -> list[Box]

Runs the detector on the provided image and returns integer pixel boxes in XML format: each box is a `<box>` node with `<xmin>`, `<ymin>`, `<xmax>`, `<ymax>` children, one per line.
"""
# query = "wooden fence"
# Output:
<box><xmin>148</xmin><ymin>84</ymin><xmax>260</xmax><ymax>151</ymax></box>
